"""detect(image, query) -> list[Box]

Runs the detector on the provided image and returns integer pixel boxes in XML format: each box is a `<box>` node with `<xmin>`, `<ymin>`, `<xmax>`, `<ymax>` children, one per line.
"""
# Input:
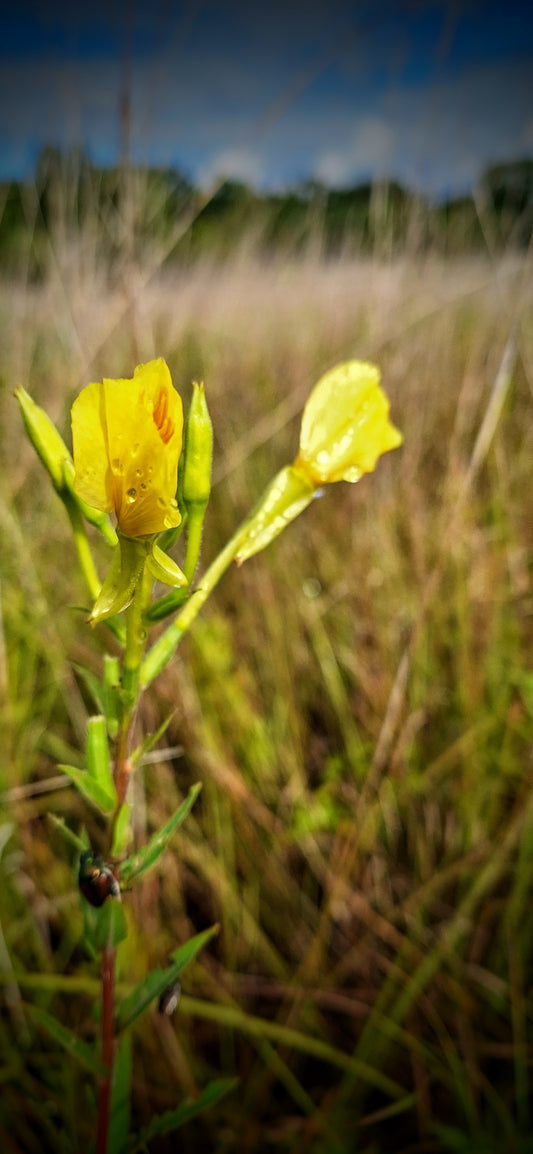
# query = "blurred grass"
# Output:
<box><xmin>0</xmin><ymin>200</ymin><xmax>532</xmax><ymax>1153</ymax></box>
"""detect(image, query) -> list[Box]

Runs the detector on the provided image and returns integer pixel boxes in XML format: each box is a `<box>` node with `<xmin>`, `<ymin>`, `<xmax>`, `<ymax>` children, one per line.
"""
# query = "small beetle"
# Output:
<box><xmin>158</xmin><ymin>979</ymin><xmax>181</xmax><ymax>1016</ymax></box>
<box><xmin>78</xmin><ymin>850</ymin><xmax>121</xmax><ymax>908</ymax></box>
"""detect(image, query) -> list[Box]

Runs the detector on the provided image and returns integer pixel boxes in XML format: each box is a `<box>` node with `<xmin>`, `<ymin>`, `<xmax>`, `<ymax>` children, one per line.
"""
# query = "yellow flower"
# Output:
<box><xmin>71</xmin><ymin>358</ymin><xmax>183</xmax><ymax>538</ymax></box>
<box><xmin>235</xmin><ymin>359</ymin><xmax>402</xmax><ymax>564</ymax></box>
<box><xmin>294</xmin><ymin>360</ymin><xmax>402</xmax><ymax>486</ymax></box>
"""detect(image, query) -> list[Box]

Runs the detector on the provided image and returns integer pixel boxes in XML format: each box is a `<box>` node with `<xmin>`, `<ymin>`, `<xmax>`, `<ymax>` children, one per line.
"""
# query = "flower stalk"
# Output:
<box><xmin>16</xmin><ymin>354</ymin><xmax>402</xmax><ymax>1154</ymax></box>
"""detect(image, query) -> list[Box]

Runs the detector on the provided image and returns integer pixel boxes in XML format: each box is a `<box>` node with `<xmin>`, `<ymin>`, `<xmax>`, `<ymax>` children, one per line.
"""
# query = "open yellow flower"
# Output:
<box><xmin>235</xmin><ymin>359</ymin><xmax>402</xmax><ymax>564</ymax></box>
<box><xmin>71</xmin><ymin>358</ymin><xmax>183</xmax><ymax>538</ymax></box>
<box><xmin>294</xmin><ymin>360</ymin><xmax>402</xmax><ymax>486</ymax></box>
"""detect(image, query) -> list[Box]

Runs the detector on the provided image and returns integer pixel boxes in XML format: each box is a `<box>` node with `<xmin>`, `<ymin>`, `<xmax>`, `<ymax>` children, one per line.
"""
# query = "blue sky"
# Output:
<box><xmin>0</xmin><ymin>0</ymin><xmax>532</xmax><ymax>199</ymax></box>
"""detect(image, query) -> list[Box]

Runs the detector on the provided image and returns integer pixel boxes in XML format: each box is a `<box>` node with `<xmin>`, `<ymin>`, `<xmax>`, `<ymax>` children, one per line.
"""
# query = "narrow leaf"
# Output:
<box><xmin>130</xmin><ymin>712</ymin><xmax>176</xmax><ymax>768</ymax></box>
<box><xmin>103</xmin><ymin>655</ymin><xmax>121</xmax><ymax>738</ymax></box>
<box><xmin>58</xmin><ymin>765</ymin><xmax>116</xmax><ymax>813</ymax></box>
<box><xmin>129</xmin><ymin>1078</ymin><xmax>238</xmax><ymax>1151</ymax></box>
<box><xmin>82</xmin><ymin>896</ymin><xmax>127</xmax><ymax>955</ymax></box>
<box><xmin>120</xmin><ymin>783</ymin><xmax>201</xmax><ymax>883</ymax></box>
<box><xmin>86</xmin><ymin>716</ymin><xmax>117</xmax><ymax>802</ymax></box>
<box><xmin>26</xmin><ymin>1003</ymin><xmax>106</xmax><ymax>1077</ymax></box>
<box><xmin>117</xmin><ymin>925</ymin><xmax>219</xmax><ymax>1032</ymax></box>
<box><xmin>48</xmin><ymin>815</ymin><xmax>88</xmax><ymax>854</ymax></box>
<box><xmin>108</xmin><ymin>1030</ymin><xmax>132</xmax><ymax>1154</ymax></box>
<box><xmin>112</xmin><ymin>803</ymin><xmax>132</xmax><ymax>856</ymax></box>
<box><xmin>94</xmin><ymin>899</ymin><xmax>128</xmax><ymax>951</ymax></box>
<box><xmin>73</xmin><ymin>663</ymin><xmax>105</xmax><ymax>714</ymax></box>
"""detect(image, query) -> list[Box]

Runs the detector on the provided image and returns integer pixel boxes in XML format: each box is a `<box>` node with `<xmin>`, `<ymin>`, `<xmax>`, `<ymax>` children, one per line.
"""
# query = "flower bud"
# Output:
<box><xmin>182</xmin><ymin>382</ymin><xmax>213</xmax><ymax>509</ymax></box>
<box><xmin>15</xmin><ymin>386</ymin><xmax>71</xmax><ymax>492</ymax></box>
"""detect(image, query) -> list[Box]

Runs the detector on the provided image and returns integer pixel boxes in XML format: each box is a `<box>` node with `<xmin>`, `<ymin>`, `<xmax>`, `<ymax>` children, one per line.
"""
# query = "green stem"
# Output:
<box><xmin>96</xmin><ymin>944</ymin><xmax>115</xmax><ymax>1154</ymax></box>
<box><xmin>65</xmin><ymin>496</ymin><xmax>101</xmax><ymax>600</ymax></box>
<box><xmin>114</xmin><ymin>566</ymin><xmax>153</xmax><ymax>811</ymax></box>
<box><xmin>183</xmin><ymin>502</ymin><xmax>207</xmax><ymax>584</ymax></box>
<box><xmin>140</xmin><ymin>521</ymin><xmax>249</xmax><ymax>689</ymax></box>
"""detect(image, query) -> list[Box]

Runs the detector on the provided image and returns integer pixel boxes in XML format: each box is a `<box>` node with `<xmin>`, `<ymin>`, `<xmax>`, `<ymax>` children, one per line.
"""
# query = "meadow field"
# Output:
<box><xmin>0</xmin><ymin>222</ymin><xmax>532</xmax><ymax>1152</ymax></box>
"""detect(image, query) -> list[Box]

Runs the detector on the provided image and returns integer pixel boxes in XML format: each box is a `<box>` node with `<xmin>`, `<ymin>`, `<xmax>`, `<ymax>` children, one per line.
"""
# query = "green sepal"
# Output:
<box><xmin>147</xmin><ymin>540</ymin><xmax>188</xmax><ymax>588</ymax></box>
<box><xmin>15</xmin><ymin>386</ymin><xmax>71</xmax><ymax>492</ymax></box>
<box><xmin>58</xmin><ymin>764</ymin><xmax>116</xmax><ymax>813</ymax></box>
<box><xmin>235</xmin><ymin>464</ymin><xmax>316</xmax><ymax>564</ymax></box>
<box><xmin>117</xmin><ymin>925</ymin><xmax>219</xmax><ymax>1031</ymax></box>
<box><xmin>89</xmin><ymin>535</ymin><xmax>147</xmax><ymax>626</ymax></box>
<box><xmin>86</xmin><ymin>715</ymin><xmax>117</xmax><ymax>803</ymax></box>
<box><xmin>120</xmin><ymin>782</ymin><xmax>202</xmax><ymax>883</ymax></box>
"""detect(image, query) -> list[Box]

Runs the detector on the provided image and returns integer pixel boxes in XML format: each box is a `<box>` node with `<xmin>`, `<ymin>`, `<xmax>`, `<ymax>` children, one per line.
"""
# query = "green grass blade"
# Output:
<box><xmin>108</xmin><ymin>1030</ymin><xmax>132</xmax><ymax>1154</ymax></box>
<box><xmin>25</xmin><ymin>1003</ymin><xmax>106</xmax><ymax>1077</ymax></box>
<box><xmin>129</xmin><ymin>1078</ymin><xmax>238</xmax><ymax>1152</ymax></box>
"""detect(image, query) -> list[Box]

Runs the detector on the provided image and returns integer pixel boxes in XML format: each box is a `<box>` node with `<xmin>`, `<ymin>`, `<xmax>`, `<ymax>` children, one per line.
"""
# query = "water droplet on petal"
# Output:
<box><xmin>157</xmin><ymin>497</ymin><xmax>166</xmax><ymax>508</ymax></box>
<box><xmin>126</xmin><ymin>488</ymin><xmax>137</xmax><ymax>503</ymax></box>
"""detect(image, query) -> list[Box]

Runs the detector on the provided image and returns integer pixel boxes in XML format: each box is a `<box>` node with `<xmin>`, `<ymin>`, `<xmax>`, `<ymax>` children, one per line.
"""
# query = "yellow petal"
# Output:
<box><xmin>71</xmin><ymin>380</ymin><xmax>111</xmax><ymax>513</ymax></box>
<box><xmin>296</xmin><ymin>360</ymin><xmax>402</xmax><ymax>486</ymax></box>
<box><xmin>72</xmin><ymin>359</ymin><xmax>184</xmax><ymax>537</ymax></box>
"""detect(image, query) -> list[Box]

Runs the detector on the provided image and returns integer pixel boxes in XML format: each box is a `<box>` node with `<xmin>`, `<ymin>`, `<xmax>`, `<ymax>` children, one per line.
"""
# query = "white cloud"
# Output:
<box><xmin>198</xmin><ymin>146</ymin><xmax>266</xmax><ymax>189</ymax></box>
<box><xmin>316</xmin><ymin>116</ymin><xmax>396</xmax><ymax>186</ymax></box>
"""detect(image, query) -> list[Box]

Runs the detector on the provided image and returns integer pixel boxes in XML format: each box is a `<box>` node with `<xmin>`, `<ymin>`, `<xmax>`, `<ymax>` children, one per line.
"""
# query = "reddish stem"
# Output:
<box><xmin>96</xmin><ymin>945</ymin><xmax>116</xmax><ymax>1154</ymax></box>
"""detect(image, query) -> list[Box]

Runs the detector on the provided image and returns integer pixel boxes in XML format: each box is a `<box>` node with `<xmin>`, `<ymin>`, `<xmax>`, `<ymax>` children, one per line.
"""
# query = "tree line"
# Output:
<box><xmin>0</xmin><ymin>147</ymin><xmax>531</xmax><ymax>274</ymax></box>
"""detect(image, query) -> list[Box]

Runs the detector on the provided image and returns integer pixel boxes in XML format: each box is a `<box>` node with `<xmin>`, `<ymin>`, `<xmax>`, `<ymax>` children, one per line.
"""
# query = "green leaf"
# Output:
<box><xmin>117</xmin><ymin>925</ymin><xmax>219</xmax><ymax>1032</ymax></box>
<box><xmin>58</xmin><ymin>765</ymin><xmax>116</xmax><ymax>814</ymax></box>
<box><xmin>112</xmin><ymin>804</ymin><xmax>132</xmax><ymax>856</ymax></box>
<box><xmin>86</xmin><ymin>716</ymin><xmax>117</xmax><ymax>803</ymax></box>
<box><xmin>120</xmin><ymin>783</ymin><xmax>202</xmax><ymax>883</ymax></box>
<box><xmin>93</xmin><ymin>899</ymin><xmax>128</xmax><ymax>951</ymax></box>
<box><xmin>25</xmin><ymin>1004</ymin><xmax>106</xmax><ymax>1077</ymax></box>
<box><xmin>109</xmin><ymin>1031</ymin><xmax>132</xmax><ymax>1154</ymax></box>
<box><xmin>129</xmin><ymin>1078</ymin><xmax>238</xmax><ymax>1152</ymax></box>
<box><xmin>73</xmin><ymin>663</ymin><xmax>105</xmax><ymax>714</ymax></box>
<box><xmin>144</xmin><ymin>587</ymin><xmax>190</xmax><ymax>624</ymax></box>
<box><xmin>48</xmin><ymin>815</ymin><xmax>88</xmax><ymax>854</ymax></box>
<box><xmin>130</xmin><ymin>712</ymin><xmax>175</xmax><ymax>768</ymax></box>
<box><xmin>103</xmin><ymin>655</ymin><xmax>121</xmax><ymax>738</ymax></box>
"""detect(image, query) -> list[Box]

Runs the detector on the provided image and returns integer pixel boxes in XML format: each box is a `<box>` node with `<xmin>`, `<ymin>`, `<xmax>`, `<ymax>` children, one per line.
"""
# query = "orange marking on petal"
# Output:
<box><xmin>159</xmin><ymin>415</ymin><xmax>175</xmax><ymax>444</ymax></box>
<box><xmin>153</xmin><ymin>386</ymin><xmax>168</xmax><ymax>430</ymax></box>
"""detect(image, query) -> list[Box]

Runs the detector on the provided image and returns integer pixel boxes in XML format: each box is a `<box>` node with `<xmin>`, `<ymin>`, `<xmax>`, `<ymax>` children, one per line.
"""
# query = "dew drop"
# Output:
<box><xmin>111</xmin><ymin>457</ymin><xmax>123</xmax><ymax>474</ymax></box>
<box><xmin>135</xmin><ymin>468</ymin><xmax>142</xmax><ymax>477</ymax></box>
<box><xmin>126</xmin><ymin>487</ymin><xmax>137</xmax><ymax>503</ymax></box>
<box><xmin>157</xmin><ymin>497</ymin><xmax>166</xmax><ymax>508</ymax></box>
<box><xmin>140</xmin><ymin>482</ymin><xmax>147</xmax><ymax>491</ymax></box>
